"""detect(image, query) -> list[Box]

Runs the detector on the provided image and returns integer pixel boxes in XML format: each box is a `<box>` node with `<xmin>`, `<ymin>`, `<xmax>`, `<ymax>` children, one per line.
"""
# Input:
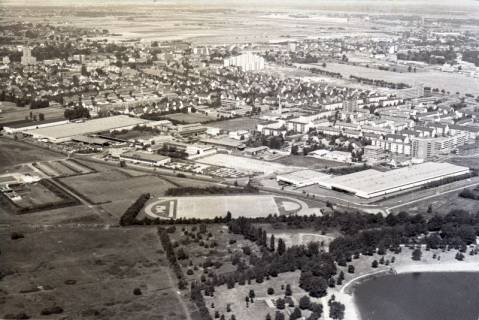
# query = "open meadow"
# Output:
<box><xmin>0</xmin><ymin>227</ymin><xmax>190</xmax><ymax>320</ymax></box>
<box><xmin>0</xmin><ymin>138</ymin><xmax>64</xmax><ymax>173</ymax></box>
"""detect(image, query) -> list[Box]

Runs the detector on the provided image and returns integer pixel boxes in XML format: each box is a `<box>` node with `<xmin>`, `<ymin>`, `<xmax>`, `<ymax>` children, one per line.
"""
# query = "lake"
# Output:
<box><xmin>354</xmin><ymin>272</ymin><xmax>479</xmax><ymax>320</ymax></box>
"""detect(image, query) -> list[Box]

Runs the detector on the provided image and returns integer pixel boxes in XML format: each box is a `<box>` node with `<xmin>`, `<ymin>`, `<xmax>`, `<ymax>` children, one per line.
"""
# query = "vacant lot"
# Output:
<box><xmin>0</xmin><ymin>138</ymin><xmax>63</xmax><ymax>172</ymax></box>
<box><xmin>163</xmin><ymin>112</ymin><xmax>215</xmax><ymax>124</ymax></box>
<box><xmin>0</xmin><ymin>227</ymin><xmax>189</xmax><ymax>320</ymax></box>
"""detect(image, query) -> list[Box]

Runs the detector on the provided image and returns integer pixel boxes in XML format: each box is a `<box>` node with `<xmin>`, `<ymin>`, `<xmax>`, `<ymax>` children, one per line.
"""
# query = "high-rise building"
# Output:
<box><xmin>223</xmin><ymin>52</ymin><xmax>265</xmax><ymax>71</ymax></box>
<box><xmin>411</xmin><ymin>134</ymin><xmax>467</xmax><ymax>160</ymax></box>
<box><xmin>21</xmin><ymin>46</ymin><xmax>37</xmax><ymax>66</ymax></box>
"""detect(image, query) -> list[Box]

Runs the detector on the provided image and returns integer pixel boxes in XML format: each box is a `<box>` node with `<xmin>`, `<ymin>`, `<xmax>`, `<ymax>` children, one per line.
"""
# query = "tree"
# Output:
<box><xmin>267</xmin><ymin>287</ymin><xmax>275</xmax><ymax>295</ymax></box>
<box><xmin>412</xmin><ymin>248</ymin><xmax>422</xmax><ymax>261</ymax></box>
<box><xmin>249</xmin><ymin>289</ymin><xmax>255</xmax><ymax>300</ymax></box>
<box><xmin>277</xmin><ymin>238</ymin><xmax>286</xmax><ymax>255</ymax></box>
<box><xmin>270</xmin><ymin>234</ymin><xmax>275</xmax><ymax>252</ymax></box>
<box><xmin>275</xmin><ymin>311</ymin><xmax>285</xmax><ymax>320</ymax></box>
<box><xmin>329</xmin><ymin>301</ymin><xmax>345</xmax><ymax>320</ymax></box>
<box><xmin>371</xmin><ymin>260</ymin><xmax>378</xmax><ymax>268</ymax></box>
<box><xmin>289</xmin><ymin>307</ymin><xmax>301</xmax><ymax>320</ymax></box>
<box><xmin>347</xmin><ymin>265</ymin><xmax>355</xmax><ymax>273</ymax></box>
<box><xmin>266</xmin><ymin>314</ymin><xmax>272</xmax><ymax>320</ymax></box>
<box><xmin>299</xmin><ymin>295</ymin><xmax>311</xmax><ymax>310</ymax></box>
<box><xmin>276</xmin><ymin>298</ymin><xmax>285</xmax><ymax>310</ymax></box>
<box><xmin>285</xmin><ymin>284</ymin><xmax>292</xmax><ymax>296</ymax></box>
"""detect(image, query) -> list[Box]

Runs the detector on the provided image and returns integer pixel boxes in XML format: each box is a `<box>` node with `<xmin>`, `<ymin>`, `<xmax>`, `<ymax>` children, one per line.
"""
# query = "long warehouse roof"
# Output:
<box><xmin>25</xmin><ymin>115</ymin><xmax>149</xmax><ymax>139</ymax></box>
<box><xmin>323</xmin><ymin>162</ymin><xmax>469</xmax><ymax>196</ymax></box>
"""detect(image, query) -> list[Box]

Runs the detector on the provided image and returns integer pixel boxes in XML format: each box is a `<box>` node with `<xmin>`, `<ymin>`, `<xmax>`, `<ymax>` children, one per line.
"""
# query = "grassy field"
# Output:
<box><xmin>208</xmin><ymin>118</ymin><xmax>260</xmax><ymax>131</ymax></box>
<box><xmin>0</xmin><ymin>227</ymin><xmax>190</xmax><ymax>320</ymax></box>
<box><xmin>272</xmin><ymin>155</ymin><xmax>344</xmax><ymax>169</ymax></box>
<box><xmin>59</xmin><ymin>167</ymin><xmax>176</xmax><ymax>218</ymax></box>
<box><xmin>0</xmin><ymin>138</ymin><xmax>63</xmax><ymax>172</ymax></box>
<box><xmin>163</xmin><ymin>113</ymin><xmax>215</xmax><ymax>124</ymax></box>
<box><xmin>447</xmin><ymin>157</ymin><xmax>479</xmax><ymax>170</ymax></box>
<box><xmin>389</xmin><ymin>189</ymin><xmax>479</xmax><ymax>216</ymax></box>
<box><xmin>0</xmin><ymin>106</ymin><xmax>65</xmax><ymax>124</ymax></box>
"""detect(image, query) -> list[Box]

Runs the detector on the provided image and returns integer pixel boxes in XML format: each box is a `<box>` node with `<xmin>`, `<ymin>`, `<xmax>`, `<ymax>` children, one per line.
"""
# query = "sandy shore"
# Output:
<box><xmin>334</xmin><ymin>246</ymin><xmax>479</xmax><ymax>320</ymax></box>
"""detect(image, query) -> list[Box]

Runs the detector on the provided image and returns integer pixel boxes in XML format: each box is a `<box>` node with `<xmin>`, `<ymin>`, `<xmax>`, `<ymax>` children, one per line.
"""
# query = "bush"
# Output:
<box><xmin>40</xmin><ymin>306</ymin><xmax>63</xmax><ymax>315</ymax></box>
<box><xmin>10</xmin><ymin>232</ymin><xmax>24</xmax><ymax>240</ymax></box>
<box><xmin>133</xmin><ymin>288</ymin><xmax>142</xmax><ymax>295</ymax></box>
<box><xmin>347</xmin><ymin>265</ymin><xmax>355</xmax><ymax>274</ymax></box>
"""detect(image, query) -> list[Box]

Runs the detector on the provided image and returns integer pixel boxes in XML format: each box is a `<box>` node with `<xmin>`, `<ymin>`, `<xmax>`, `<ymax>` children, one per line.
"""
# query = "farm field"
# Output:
<box><xmin>0</xmin><ymin>138</ymin><xmax>63</xmax><ymax>172</ymax></box>
<box><xmin>198</xmin><ymin>154</ymin><xmax>301</xmax><ymax>175</ymax></box>
<box><xmin>313</xmin><ymin>62</ymin><xmax>479</xmax><ymax>96</ymax></box>
<box><xmin>0</xmin><ymin>227</ymin><xmax>190</xmax><ymax>320</ymax></box>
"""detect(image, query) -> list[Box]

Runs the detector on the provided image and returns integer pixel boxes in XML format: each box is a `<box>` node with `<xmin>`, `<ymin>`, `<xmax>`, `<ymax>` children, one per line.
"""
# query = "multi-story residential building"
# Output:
<box><xmin>223</xmin><ymin>52</ymin><xmax>265</xmax><ymax>71</ymax></box>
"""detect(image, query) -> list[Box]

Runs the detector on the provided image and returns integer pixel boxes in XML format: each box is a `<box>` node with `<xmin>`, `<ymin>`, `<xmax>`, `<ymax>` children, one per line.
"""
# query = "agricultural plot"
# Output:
<box><xmin>208</xmin><ymin>118</ymin><xmax>261</xmax><ymax>131</ymax></box>
<box><xmin>0</xmin><ymin>227</ymin><xmax>189</xmax><ymax>320</ymax></box>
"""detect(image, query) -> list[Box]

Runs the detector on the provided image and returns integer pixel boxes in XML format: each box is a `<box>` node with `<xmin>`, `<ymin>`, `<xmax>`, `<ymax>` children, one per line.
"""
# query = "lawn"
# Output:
<box><xmin>0</xmin><ymin>227</ymin><xmax>189</xmax><ymax>320</ymax></box>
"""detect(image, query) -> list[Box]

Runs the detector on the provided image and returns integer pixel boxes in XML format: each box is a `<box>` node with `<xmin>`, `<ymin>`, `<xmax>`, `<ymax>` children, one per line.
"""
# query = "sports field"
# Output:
<box><xmin>144</xmin><ymin>195</ymin><xmax>312</xmax><ymax>220</ymax></box>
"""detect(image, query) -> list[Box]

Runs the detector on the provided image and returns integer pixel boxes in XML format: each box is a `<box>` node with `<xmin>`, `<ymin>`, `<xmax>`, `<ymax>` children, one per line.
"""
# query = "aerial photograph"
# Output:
<box><xmin>1</xmin><ymin>0</ymin><xmax>479</xmax><ymax>319</ymax></box>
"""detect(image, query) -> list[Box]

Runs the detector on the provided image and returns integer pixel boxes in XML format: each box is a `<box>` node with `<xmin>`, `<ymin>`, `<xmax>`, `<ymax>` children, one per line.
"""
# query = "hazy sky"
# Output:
<box><xmin>2</xmin><ymin>0</ymin><xmax>479</xmax><ymax>5</ymax></box>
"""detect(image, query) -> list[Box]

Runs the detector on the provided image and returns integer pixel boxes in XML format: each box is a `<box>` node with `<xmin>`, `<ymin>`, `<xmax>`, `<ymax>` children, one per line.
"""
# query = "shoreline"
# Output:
<box><xmin>337</xmin><ymin>249</ymin><xmax>479</xmax><ymax>320</ymax></box>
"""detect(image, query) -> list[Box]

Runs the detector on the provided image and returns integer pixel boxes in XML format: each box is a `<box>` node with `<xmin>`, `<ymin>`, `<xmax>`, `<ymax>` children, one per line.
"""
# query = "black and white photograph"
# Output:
<box><xmin>1</xmin><ymin>0</ymin><xmax>479</xmax><ymax>319</ymax></box>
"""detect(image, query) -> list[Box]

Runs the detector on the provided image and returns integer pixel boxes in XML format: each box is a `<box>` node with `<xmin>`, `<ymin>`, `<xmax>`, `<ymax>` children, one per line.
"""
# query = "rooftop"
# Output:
<box><xmin>26</xmin><ymin>116</ymin><xmax>150</xmax><ymax>140</ymax></box>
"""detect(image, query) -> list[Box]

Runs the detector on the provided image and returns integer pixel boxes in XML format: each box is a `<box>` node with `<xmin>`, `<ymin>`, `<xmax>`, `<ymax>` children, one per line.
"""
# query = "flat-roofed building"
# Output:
<box><xmin>24</xmin><ymin>116</ymin><xmax>150</xmax><ymax>143</ymax></box>
<box><xmin>2</xmin><ymin>118</ymin><xmax>69</xmax><ymax>134</ymax></box>
<box><xmin>276</xmin><ymin>170</ymin><xmax>332</xmax><ymax>187</ymax></box>
<box><xmin>318</xmin><ymin>162</ymin><xmax>470</xmax><ymax>198</ymax></box>
<box><xmin>119</xmin><ymin>151</ymin><xmax>171</xmax><ymax>167</ymax></box>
